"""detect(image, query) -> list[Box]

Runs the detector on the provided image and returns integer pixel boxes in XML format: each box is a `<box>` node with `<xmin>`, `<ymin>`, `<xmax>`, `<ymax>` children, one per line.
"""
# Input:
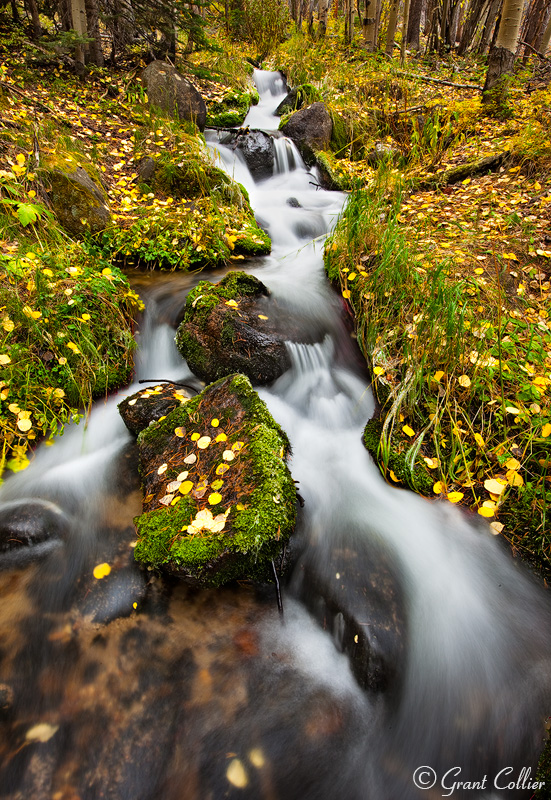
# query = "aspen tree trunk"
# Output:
<box><xmin>71</xmin><ymin>0</ymin><xmax>87</xmax><ymax>73</ymax></box>
<box><xmin>478</xmin><ymin>0</ymin><xmax>502</xmax><ymax>53</ymax></box>
<box><xmin>400</xmin><ymin>0</ymin><xmax>411</xmax><ymax>62</ymax></box>
<box><xmin>483</xmin><ymin>0</ymin><xmax>523</xmax><ymax>100</ymax></box>
<box><xmin>318</xmin><ymin>0</ymin><xmax>330</xmax><ymax>35</ymax></box>
<box><xmin>385</xmin><ymin>0</ymin><xmax>399</xmax><ymax>53</ymax></box>
<box><xmin>541</xmin><ymin>12</ymin><xmax>551</xmax><ymax>54</ymax></box>
<box><xmin>362</xmin><ymin>0</ymin><xmax>378</xmax><ymax>49</ymax></box>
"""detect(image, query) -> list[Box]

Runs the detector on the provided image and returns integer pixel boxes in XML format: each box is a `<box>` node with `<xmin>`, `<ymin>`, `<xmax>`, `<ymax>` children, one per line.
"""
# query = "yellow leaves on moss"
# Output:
<box><xmin>208</xmin><ymin>492</ymin><xmax>222</xmax><ymax>505</ymax></box>
<box><xmin>0</xmin><ymin>354</ymin><xmax>12</xmax><ymax>365</ymax></box>
<box><xmin>197</xmin><ymin>435</ymin><xmax>211</xmax><ymax>449</ymax></box>
<box><xmin>542</xmin><ymin>423</ymin><xmax>551</xmax><ymax>437</ymax></box>
<box><xmin>402</xmin><ymin>424</ymin><xmax>415</xmax><ymax>437</ymax></box>
<box><xmin>179</xmin><ymin>480</ymin><xmax>194</xmax><ymax>495</ymax></box>
<box><xmin>447</xmin><ymin>491</ymin><xmax>464</xmax><ymax>503</ymax></box>
<box><xmin>484</xmin><ymin>478</ymin><xmax>507</xmax><ymax>495</ymax></box>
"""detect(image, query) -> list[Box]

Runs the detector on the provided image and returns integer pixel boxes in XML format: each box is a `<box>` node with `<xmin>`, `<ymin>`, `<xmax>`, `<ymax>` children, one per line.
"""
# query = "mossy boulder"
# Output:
<box><xmin>118</xmin><ymin>382</ymin><xmax>197</xmax><ymax>436</ymax></box>
<box><xmin>141</xmin><ymin>61</ymin><xmax>207</xmax><ymax>131</ymax></box>
<box><xmin>39</xmin><ymin>160</ymin><xmax>110</xmax><ymax>238</ymax></box>
<box><xmin>275</xmin><ymin>84</ymin><xmax>321</xmax><ymax>116</ymax></box>
<box><xmin>134</xmin><ymin>373</ymin><xmax>296</xmax><ymax>586</ymax></box>
<box><xmin>176</xmin><ymin>271</ymin><xmax>318</xmax><ymax>384</ymax></box>
<box><xmin>206</xmin><ymin>89</ymin><xmax>259</xmax><ymax>128</ymax></box>
<box><xmin>280</xmin><ymin>103</ymin><xmax>333</xmax><ymax>167</ymax></box>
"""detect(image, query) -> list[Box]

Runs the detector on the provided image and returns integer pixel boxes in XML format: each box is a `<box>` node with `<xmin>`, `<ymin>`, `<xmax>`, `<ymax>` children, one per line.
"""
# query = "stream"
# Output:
<box><xmin>0</xmin><ymin>71</ymin><xmax>550</xmax><ymax>800</ymax></box>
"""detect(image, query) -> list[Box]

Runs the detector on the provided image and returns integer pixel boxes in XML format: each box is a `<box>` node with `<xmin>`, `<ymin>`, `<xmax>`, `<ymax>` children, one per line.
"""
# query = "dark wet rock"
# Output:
<box><xmin>134</xmin><ymin>373</ymin><xmax>296</xmax><ymax>587</ymax></box>
<box><xmin>38</xmin><ymin>163</ymin><xmax>110</xmax><ymax>238</ymax></box>
<box><xmin>295</xmin><ymin>534</ymin><xmax>406</xmax><ymax>694</ymax></box>
<box><xmin>0</xmin><ymin>500</ymin><xmax>70</xmax><ymax>567</ymax></box>
<box><xmin>136</xmin><ymin>155</ymin><xmax>157</xmax><ymax>183</ymax></box>
<box><xmin>176</xmin><ymin>271</ymin><xmax>321</xmax><ymax>385</ymax></box>
<box><xmin>287</xmin><ymin>196</ymin><xmax>302</xmax><ymax>208</ymax></box>
<box><xmin>275</xmin><ymin>84</ymin><xmax>321</xmax><ymax>116</ymax></box>
<box><xmin>118</xmin><ymin>382</ymin><xmax>197</xmax><ymax>437</ymax></box>
<box><xmin>141</xmin><ymin>60</ymin><xmax>207</xmax><ymax>131</ymax></box>
<box><xmin>219</xmin><ymin>129</ymin><xmax>274</xmax><ymax>180</ymax></box>
<box><xmin>280</xmin><ymin>103</ymin><xmax>333</xmax><ymax>166</ymax></box>
<box><xmin>78</xmin><ymin>564</ymin><xmax>148</xmax><ymax>625</ymax></box>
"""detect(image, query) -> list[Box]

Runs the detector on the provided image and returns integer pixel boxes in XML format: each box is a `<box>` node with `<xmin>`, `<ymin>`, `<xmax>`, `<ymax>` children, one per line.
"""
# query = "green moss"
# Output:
<box><xmin>133</xmin><ymin>373</ymin><xmax>295</xmax><ymax>586</ymax></box>
<box><xmin>276</xmin><ymin>84</ymin><xmax>321</xmax><ymax>115</ymax></box>
<box><xmin>314</xmin><ymin>150</ymin><xmax>351</xmax><ymax>191</ymax></box>
<box><xmin>206</xmin><ymin>90</ymin><xmax>259</xmax><ymax>128</ymax></box>
<box><xmin>233</xmin><ymin>220</ymin><xmax>271</xmax><ymax>256</ymax></box>
<box><xmin>363</xmin><ymin>417</ymin><xmax>434</xmax><ymax>495</ymax></box>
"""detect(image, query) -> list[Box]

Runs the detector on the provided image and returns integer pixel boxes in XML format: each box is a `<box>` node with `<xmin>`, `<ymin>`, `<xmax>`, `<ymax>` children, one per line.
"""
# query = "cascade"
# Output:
<box><xmin>0</xmin><ymin>72</ymin><xmax>549</xmax><ymax>800</ymax></box>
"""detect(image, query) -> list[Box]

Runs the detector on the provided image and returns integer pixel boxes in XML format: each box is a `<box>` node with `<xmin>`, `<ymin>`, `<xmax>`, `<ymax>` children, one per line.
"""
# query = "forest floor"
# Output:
<box><xmin>0</xmin><ymin>19</ymin><xmax>550</xmax><ymax>581</ymax></box>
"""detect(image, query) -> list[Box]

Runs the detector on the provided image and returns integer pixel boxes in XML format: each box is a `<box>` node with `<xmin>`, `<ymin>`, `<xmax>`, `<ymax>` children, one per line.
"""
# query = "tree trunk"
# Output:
<box><xmin>449</xmin><ymin>0</ymin><xmax>462</xmax><ymax>47</ymax></box>
<box><xmin>362</xmin><ymin>0</ymin><xmax>378</xmax><ymax>49</ymax></box>
<box><xmin>57</xmin><ymin>0</ymin><xmax>72</xmax><ymax>30</ymax></box>
<box><xmin>457</xmin><ymin>0</ymin><xmax>487</xmax><ymax>53</ymax></box>
<box><xmin>70</xmin><ymin>0</ymin><xmax>87</xmax><ymax>75</ymax></box>
<box><xmin>318</xmin><ymin>0</ymin><xmax>330</xmax><ymax>35</ymax></box>
<box><xmin>541</xmin><ymin>11</ymin><xmax>551</xmax><ymax>54</ymax></box>
<box><xmin>385</xmin><ymin>0</ymin><xmax>399</xmax><ymax>53</ymax></box>
<box><xmin>439</xmin><ymin>0</ymin><xmax>449</xmax><ymax>50</ymax></box>
<box><xmin>25</xmin><ymin>0</ymin><xmax>42</xmax><ymax>37</ymax></box>
<box><xmin>84</xmin><ymin>0</ymin><xmax>104</xmax><ymax>66</ymax></box>
<box><xmin>476</xmin><ymin>0</ymin><xmax>501</xmax><ymax>52</ymax></box>
<box><xmin>483</xmin><ymin>0</ymin><xmax>523</xmax><ymax>102</ymax></box>
<box><xmin>406</xmin><ymin>0</ymin><xmax>423</xmax><ymax>50</ymax></box>
<box><xmin>401</xmin><ymin>0</ymin><xmax>411</xmax><ymax>62</ymax></box>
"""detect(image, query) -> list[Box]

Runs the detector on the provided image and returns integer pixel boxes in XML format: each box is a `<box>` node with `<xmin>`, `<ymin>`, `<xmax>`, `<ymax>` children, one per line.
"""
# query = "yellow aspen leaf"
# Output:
<box><xmin>432</xmin><ymin>371</ymin><xmax>445</xmax><ymax>382</ymax></box>
<box><xmin>183</xmin><ymin>453</ymin><xmax>197</xmax><ymax>464</ymax></box>
<box><xmin>191</xmin><ymin>432</ymin><xmax>200</xmax><ymax>441</ymax></box>
<box><xmin>389</xmin><ymin>470</ymin><xmax>400</xmax><ymax>482</ymax></box>
<box><xmin>16</xmin><ymin>418</ymin><xmax>32</xmax><ymax>432</ymax></box>
<box><xmin>342</xmin><ymin>289</ymin><xmax>351</xmax><ymax>299</ymax></box>
<box><xmin>3</xmin><ymin>319</ymin><xmax>14</xmax><ymax>332</ymax></box>
<box><xmin>211</xmin><ymin>479</ymin><xmax>224</xmax><ymax>490</ymax></box>
<box><xmin>504</xmin><ymin>457</ymin><xmax>521</xmax><ymax>470</ymax></box>
<box><xmin>179</xmin><ymin>481</ymin><xmax>194</xmax><ymax>495</ymax></box>
<box><xmin>25</xmin><ymin>723</ymin><xmax>59</xmax><ymax>743</ymax></box>
<box><xmin>474</xmin><ymin>267</ymin><xmax>484</xmax><ymax>275</ymax></box>
<box><xmin>210</xmin><ymin>418</ymin><xmax>220</xmax><ymax>427</ymax></box>
<box><xmin>433</xmin><ymin>481</ymin><xmax>444</xmax><ymax>494</ymax></box>
<box><xmin>447</xmin><ymin>491</ymin><xmax>464</xmax><ymax>503</ymax></box>
<box><xmin>373</xmin><ymin>366</ymin><xmax>384</xmax><ymax>376</ymax></box>
<box><xmin>232</xmin><ymin>441</ymin><xmax>244</xmax><ymax>452</ymax></box>
<box><xmin>0</xmin><ymin>354</ymin><xmax>12</xmax><ymax>365</ymax></box>
<box><xmin>167</xmin><ymin>481</ymin><xmax>182</xmax><ymax>493</ymax></box>
<box><xmin>490</xmin><ymin>521</ymin><xmax>504</xmax><ymax>535</ymax></box>
<box><xmin>534</xmin><ymin>181</ymin><xmax>542</xmax><ymax>192</ymax></box>
<box><xmin>208</xmin><ymin>492</ymin><xmax>222</xmax><ymax>505</ymax></box>
<box><xmin>484</xmin><ymin>478</ymin><xmax>507</xmax><ymax>494</ymax></box>
<box><xmin>258</xmin><ymin>315</ymin><xmax>269</xmax><ymax>320</ymax></box>
<box><xmin>236</xmin><ymin>503</ymin><xmax>246</xmax><ymax>510</ymax></box>
<box><xmin>223</xmin><ymin>450</ymin><xmax>235</xmax><ymax>461</ymax></box>
<box><xmin>502</xmin><ymin>252</ymin><xmax>518</xmax><ymax>261</ymax></box>
<box><xmin>157</xmin><ymin>463</ymin><xmax>168</xmax><ymax>475</ymax></box>
<box><xmin>458</xmin><ymin>374</ymin><xmax>471</xmax><ymax>388</ymax></box>
<box><xmin>8</xmin><ymin>403</ymin><xmax>20</xmax><ymax>413</ymax></box>
<box><xmin>474</xmin><ymin>433</ymin><xmax>485</xmax><ymax>447</ymax></box>
<box><xmin>215</xmin><ymin>432</ymin><xmax>227</xmax><ymax>442</ymax></box>
<box><xmin>176</xmin><ymin>471</ymin><xmax>189</xmax><ymax>482</ymax></box>
<box><xmin>102</xmin><ymin>268</ymin><xmax>112</xmax><ymax>276</ymax></box>
<box><xmin>225</xmin><ymin>299</ymin><xmax>238</xmax><ymax>308</ymax></box>
<box><xmin>478</xmin><ymin>506</ymin><xmax>495</xmax><ymax>518</ymax></box>
<box><xmin>226</xmin><ymin>759</ymin><xmax>248</xmax><ymax>789</ymax></box>
<box><xmin>170</xmin><ymin>496</ymin><xmax>181</xmax><ymax>506</ymax></box>
<box><xmin>197</xmin><ymin>436</ymin><xmax>211</xmax><ymax>449</ymax></box>
<box><xmin>174</xmin><ymin>427</ymin><xmax>185</xmax><ymax>437</ymax></box>
<box><xmin>159</xmin><ymin>494</ymin><xmax>174</xmax><ymax>505</ymax></box>
<box><xmin>93</xmin><ymin>562</ymin><xmax>111</xmax><ymax>580</ymax></box>
<box><xmin>423</xmin><ymin>457</ymin><xmax>438</xmax><ymax>469</ymax></box>
<box><xmin>506</xmin><ymin>470</ymin><xmax>523</xmax><ymax>487</ymax></box>
<box><xmin>216</xmin><ymin>463</ymin><xmax>229</xmax><ymax>476</ymax></box>
<box><xmin>542</xmin><ymin>423</ymin><xmax>551</xmax><ymax>437</ymax></box>
<box><xmin>505</xmin><ymin>406</ymin><xmax>520</xmax><ymax>415</ymax></box>
<box><xmin>402</xmin><ymin>424</ymin><xmax>415</xmax><ymax>437</ymax></box>
<box><xmin>348</xmin><ymin>272</ymin><xmax>357</xmax><ymax>281</ymax></box>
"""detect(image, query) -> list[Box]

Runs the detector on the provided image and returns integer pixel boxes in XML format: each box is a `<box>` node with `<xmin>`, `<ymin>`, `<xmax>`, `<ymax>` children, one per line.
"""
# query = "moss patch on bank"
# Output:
<box><xmin>134</xmin><ymin>373</ymin><xmax>296</xmax><ymax>586</ymax></box>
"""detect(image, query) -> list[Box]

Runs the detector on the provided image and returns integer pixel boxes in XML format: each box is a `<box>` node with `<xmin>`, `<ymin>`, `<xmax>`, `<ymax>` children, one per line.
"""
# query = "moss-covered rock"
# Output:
<box><xmin>118</xmin><ymin>382</ymin><xmax>197</xmax><ymax>436</ymax></box>
<box><xmin>38</xmin><ymin>156</ymin><xmax>110</xmax><ymax>238</ymax></box>
<box><xmin>134</xmin><ymin>373</ymin><xmax>296</xmax><ymax>586</ymax></box>
<box><xmin>175</xmin><ymin>271</ymin><xmax>321</xmax><ymax>384</ymax></box>
<box><xmin>141</xmin><ymin>60</ymin><xmax>207</xmax><ymax>131</ymax></box>
<box><xmin>206</xmin><ymin>89</ymin><xmax>259</xmax><ymax>128</ymax></box>
<box><xmin>280</xmin><ymin>102</ymin><xmax>333</xmax><ymax>167</ymax></box>
<box><xmin>275</xmin><ymin>84</ymin><xmax>321</xmax><ymax>116</ymax></box>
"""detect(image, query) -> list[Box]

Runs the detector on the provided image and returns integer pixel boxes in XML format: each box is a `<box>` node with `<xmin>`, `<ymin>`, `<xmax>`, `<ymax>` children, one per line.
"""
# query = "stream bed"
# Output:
<box><xmin>0</xmin><ymin>72</ymin><xmax>550</xmax><ymax>800</ymax></box>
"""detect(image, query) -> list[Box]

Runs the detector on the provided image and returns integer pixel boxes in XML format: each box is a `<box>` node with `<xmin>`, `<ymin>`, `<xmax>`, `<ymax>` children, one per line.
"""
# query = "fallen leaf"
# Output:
<box><xmin>93</xmin><ymin>562</ymin><xmax>111</xmax><ymax>579</ymax></box>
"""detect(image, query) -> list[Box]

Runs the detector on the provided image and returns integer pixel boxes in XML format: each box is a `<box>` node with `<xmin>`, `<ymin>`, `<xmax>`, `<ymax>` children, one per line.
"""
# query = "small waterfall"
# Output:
<box><xmin>273</xmin><ymin>135</ymin><xmax>301</xmax><ymax>174</ymax></box>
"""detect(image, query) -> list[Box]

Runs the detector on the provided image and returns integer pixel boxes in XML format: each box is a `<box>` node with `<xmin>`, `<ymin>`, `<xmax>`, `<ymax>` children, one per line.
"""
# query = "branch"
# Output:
<box><xmin>416</xmin><ymin>151</ymin><xmax>510</xmax><ymax>189</ymax></box>
<box><xmin>520</xmin><ymin>40</ymin><xmax>550</xmax><ymax>61</ymax></box>
<box><xmin>394</xmin><ymin>69</ymin><xmax>483</xmax><ymax>91</ymax></box>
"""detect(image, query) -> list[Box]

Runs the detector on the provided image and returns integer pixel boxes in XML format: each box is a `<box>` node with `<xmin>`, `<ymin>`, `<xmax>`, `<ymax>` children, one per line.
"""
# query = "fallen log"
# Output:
<box><xmin>416</xmin><ymin>151</ymin><xmax>510</xmax><ymax>189</ymax></box>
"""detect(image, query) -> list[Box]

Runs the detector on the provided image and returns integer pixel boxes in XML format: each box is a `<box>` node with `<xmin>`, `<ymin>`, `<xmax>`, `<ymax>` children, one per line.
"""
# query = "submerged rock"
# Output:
<box><xmin>176</xmin><ymin>271</ymin><xmax>322</xmax><ymax>385</ymax></box>
<box><xmin>134</xmin><ymin>373</ymin><xmax>296</xmax><ymax>587</ymax></box>
<box><xmin>0</xmin><ymin>499</ymin><xmax>69</xmax><ymax>567</ymax></box>
<box><xmin>141</xmin><ymin>61</ymin><xmax>207</xmax><ymax>131</ymax></box>
<box><xmin>219</xmin><ymin>129</ymin><xmax>274</xmax><ymax>181</ymax></box>
<box><xmin>119</xmin><ymin>382</ymin><xmax>197</xmax><ymax>437</ymax></box>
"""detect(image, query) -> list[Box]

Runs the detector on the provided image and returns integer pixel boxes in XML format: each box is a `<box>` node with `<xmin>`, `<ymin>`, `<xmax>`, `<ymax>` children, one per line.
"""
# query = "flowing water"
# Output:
<box><xmin>0</xmin><ymin>72</ymin><xmax>550</xmax><ymax>800</ymax></box>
